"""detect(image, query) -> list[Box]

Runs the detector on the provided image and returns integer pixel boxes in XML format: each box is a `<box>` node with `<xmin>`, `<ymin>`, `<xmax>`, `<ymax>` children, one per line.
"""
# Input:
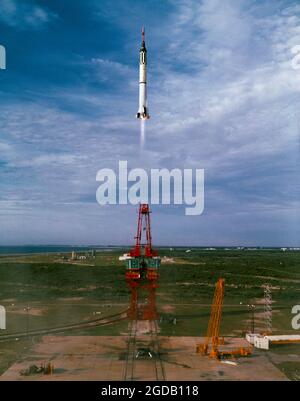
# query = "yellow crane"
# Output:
<box><xmin>197</xmin><ymin>278</ymin><xmax>252</xmax><ymax>360</ymax></box>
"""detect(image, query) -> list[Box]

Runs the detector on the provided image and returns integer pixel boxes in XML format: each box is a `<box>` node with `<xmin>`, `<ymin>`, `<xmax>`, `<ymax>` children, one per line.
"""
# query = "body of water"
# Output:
<box><xmin>0</xmin><ymin>246</ymin><xmax>120</xmax><ymax>255</ymax></box>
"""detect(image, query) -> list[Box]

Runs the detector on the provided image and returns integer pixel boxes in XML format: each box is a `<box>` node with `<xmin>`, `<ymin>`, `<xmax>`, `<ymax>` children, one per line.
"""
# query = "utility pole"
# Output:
<box><xmin>247</xmin><ymin>304</ymin><xmax>256</xmax><ymax>333</ymax></box>
<box><xmin>24</xmin><ymin>304</ymin><xmax>30</xmax><ymax>338</ymax></box>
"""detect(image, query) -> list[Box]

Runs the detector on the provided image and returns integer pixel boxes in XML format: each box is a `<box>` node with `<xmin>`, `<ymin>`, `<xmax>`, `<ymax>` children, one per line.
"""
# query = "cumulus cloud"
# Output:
<box><xmin>91</xmin><ymin>58</ymin><xmax>134</xmax><ymax>80</ymax></box>
<box><xmin>146</xmin><ymin>0</ymin><xmax>300</xmax><ymax>169</ymax></box>
<box><xmin>0</xmin><ymin>0</ymin><xmax>56</xmax><ymax>29</ymax></box>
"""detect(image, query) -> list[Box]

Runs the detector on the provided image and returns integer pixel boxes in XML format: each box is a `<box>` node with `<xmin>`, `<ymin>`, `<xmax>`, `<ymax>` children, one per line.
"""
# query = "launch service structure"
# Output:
<box><xmin>124</xmin><ymin>204</ymin><xmax>160</xmax><ymax>320</ymax></box>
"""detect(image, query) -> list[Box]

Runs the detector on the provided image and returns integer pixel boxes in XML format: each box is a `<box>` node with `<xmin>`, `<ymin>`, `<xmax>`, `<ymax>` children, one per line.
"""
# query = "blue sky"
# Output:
<box><xmin>0</xmin><ymin>0</ymin><xmax>299</xmax><ymax>246</ymax></box>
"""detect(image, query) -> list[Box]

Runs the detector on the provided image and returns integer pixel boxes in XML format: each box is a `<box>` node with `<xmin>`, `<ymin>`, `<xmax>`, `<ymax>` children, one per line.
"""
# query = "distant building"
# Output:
<box><xmin>70</xmin><ymin>251</ymin><xmax>88</xmax><ymax>261</ymax></box>
<box><xmin>119</xmin><ymin>254</ymin><xmax>131</xmax><ymax>261</ymax></box>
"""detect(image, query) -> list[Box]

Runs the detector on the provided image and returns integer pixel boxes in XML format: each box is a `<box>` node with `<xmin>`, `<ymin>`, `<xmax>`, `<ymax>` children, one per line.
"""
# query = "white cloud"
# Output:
<box><xmin>148</xmin><ymin>0</ymin><xmax>300</xmax><ymax>155</ymax></box>
<box><xmin>13</xmin><ymin>154</ymin><xmax>87</xmax><ymax>168</ymax></box>
<box><xmin>0</xmin><ymin>0</ymin><xmax>56</xmax><ymax>29</ymax></box>
<box><xmin>0</xmin><ymin>141</ymin><xmax>11</xmax><ymax>152</ymax></box>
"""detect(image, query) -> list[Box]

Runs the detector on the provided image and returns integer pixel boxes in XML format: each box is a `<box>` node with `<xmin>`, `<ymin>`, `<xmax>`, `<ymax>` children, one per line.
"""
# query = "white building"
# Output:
<box><xmin>246</xmin><ymin>334</ymin><xmax>300</xmax><ymax>350</ymax></box>
<box><xmin>119</xmin><ymin>254</ymin><xmax>132</xmax><ymax>261</ymax></box>
<box><xmin>0</xmin><ymin>305</ymin><xmax>6</xmax><ymax>330</ymax></box>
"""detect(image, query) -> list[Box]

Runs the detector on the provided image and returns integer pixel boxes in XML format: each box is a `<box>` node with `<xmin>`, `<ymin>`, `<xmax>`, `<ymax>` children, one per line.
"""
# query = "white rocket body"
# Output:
<box><xmin>136</xmin><ymin>28</ymin><xmax>150</xmax><ymax>120</ymax></box>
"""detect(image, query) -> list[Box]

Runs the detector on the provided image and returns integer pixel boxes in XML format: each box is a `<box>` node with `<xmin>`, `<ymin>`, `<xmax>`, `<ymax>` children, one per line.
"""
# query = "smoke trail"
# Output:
<box><xmin>140</xmin><ymin>119</ymin><xmax>146</xmax><ymax>151</ymax></box>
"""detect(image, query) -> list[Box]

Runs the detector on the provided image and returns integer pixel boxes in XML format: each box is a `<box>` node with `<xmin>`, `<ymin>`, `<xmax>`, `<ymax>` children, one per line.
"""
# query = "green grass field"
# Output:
<box><xmin>0</xmin><ymin>248</ymin><xmax>299</xmax><ymax>378</ymax></box>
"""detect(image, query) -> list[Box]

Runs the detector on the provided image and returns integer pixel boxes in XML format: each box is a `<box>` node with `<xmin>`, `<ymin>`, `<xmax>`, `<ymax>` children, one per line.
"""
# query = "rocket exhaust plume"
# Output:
<box><xmin>136</xmin><ymin>26</ymin><xmax>150</xmax><ymax>120</ymax></box>
<box><xmin>140</xmin><ymin>119</ymin><xmax>146</xmax><ymax>150</ymax></box>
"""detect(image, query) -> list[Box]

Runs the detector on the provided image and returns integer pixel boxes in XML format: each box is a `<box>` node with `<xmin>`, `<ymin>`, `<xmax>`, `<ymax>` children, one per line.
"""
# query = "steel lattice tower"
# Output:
<box><xmin>263</xmin><ymin>284</ymin><xmax>272</xmax><ymax>334</ymax></box>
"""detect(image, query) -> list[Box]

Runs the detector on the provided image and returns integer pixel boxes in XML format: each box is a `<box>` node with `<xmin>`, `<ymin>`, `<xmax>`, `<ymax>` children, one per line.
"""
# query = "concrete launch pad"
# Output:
<box><xmin>0</xmin><ymin>335</ymin><xmax>288</xmax><ymax>381</ymax></box>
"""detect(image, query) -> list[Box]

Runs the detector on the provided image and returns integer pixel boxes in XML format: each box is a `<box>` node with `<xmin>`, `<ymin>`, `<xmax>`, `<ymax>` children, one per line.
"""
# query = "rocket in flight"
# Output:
<box><xmin>136</xmin><ymin>26</ymin><xmax>150</xmax><ymax>120</ymax></box>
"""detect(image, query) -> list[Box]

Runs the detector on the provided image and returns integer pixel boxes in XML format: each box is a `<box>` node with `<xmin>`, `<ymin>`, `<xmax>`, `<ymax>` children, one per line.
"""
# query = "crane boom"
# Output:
<box><xmin>197</xmin><ymin>278</ymin><xmax>252</xmax><ymax>359</ymax></box>
<box><xmin>207</xmin><ymin>278</ymin><xmax>225</xmax><ymax>357</ymax></box>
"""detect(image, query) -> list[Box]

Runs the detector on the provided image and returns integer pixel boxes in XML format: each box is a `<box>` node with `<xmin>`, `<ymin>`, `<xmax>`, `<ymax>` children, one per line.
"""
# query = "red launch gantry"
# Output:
<box><xmin>129</xmin><ymin>203</ymin><xmax>158</xmax><ymax>259</ymax></box>
<box><xmin>124</xmin><ymin>204</ymin><xmax>160</xmax><ymax>320</ymax></box>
